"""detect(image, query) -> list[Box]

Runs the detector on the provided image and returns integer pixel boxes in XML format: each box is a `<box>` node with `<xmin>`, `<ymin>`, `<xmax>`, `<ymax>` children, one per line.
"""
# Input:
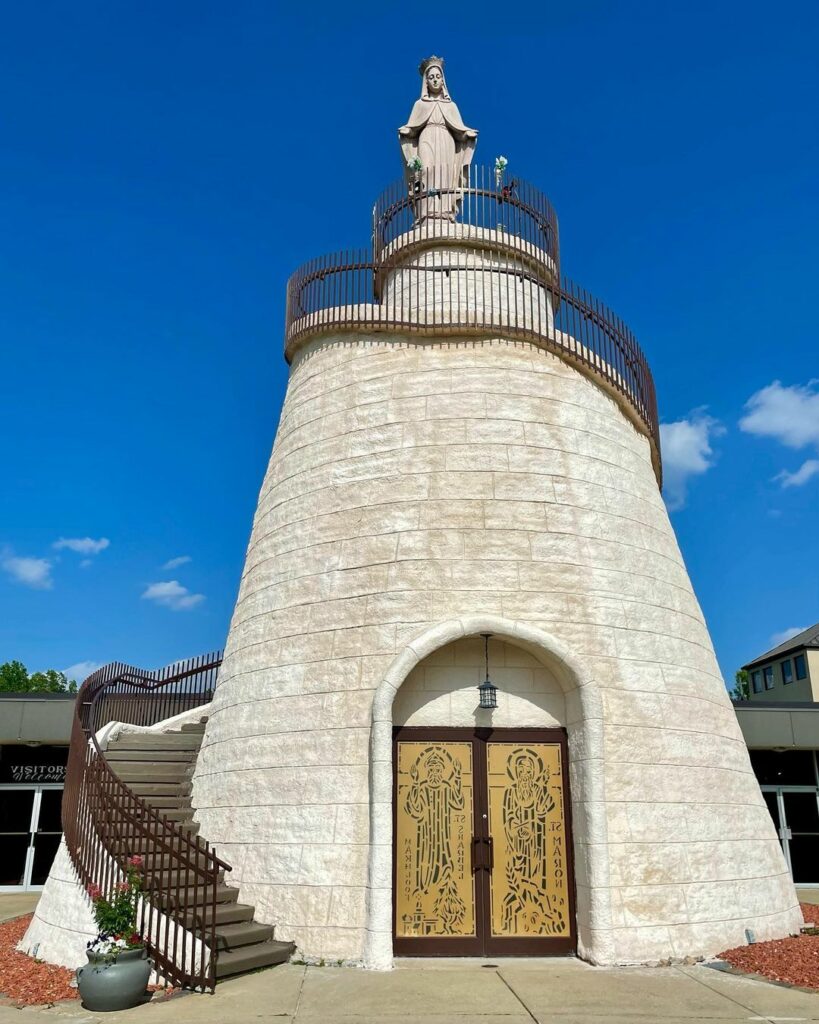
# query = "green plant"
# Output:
<box><xmin>85</xmin><ymin>857</ymin><xmax>144</xmax><ymax>961</ymax></box>
<box><xmin>730</xmin><ymin>669</ymin><xmax>750</xmax><ymax>701</ymax></box>
<box><xmin>0</xmin><ymin>661</ymin><xmax>77</xmax><ymax>693</ymax></box>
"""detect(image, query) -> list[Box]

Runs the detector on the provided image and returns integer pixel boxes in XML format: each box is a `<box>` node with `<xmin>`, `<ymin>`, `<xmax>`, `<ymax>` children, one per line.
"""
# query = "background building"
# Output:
<box><xmin>742</xmin><ymin>624</ymin><xmax>819</xmax><ymax>703</ymax></box>
<box><xmin>0</xmin><ymin>692</ymin><xmax>73</xmax><ymax>892</ymax></box>
<box><xmin>734</xmin><ymin>621</ymin><xmax>819</xmax><ymax>890</ymax></box>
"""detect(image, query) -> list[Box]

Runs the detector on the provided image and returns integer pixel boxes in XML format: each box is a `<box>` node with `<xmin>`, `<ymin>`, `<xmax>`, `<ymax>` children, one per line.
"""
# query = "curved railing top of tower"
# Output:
<box><xmin>283</xmin><ymin>252</ymin><xmax>661</xmax><ymax>485</ymax></box>
<box><xmin>282</xmin><ymin>167</ymin><xmax>661</xmax><ymax>485</ymax></box>
<box><xmin>372</xmin><ymin>164</ymin><xmax>559</xmax><ymax>277</ymax></box>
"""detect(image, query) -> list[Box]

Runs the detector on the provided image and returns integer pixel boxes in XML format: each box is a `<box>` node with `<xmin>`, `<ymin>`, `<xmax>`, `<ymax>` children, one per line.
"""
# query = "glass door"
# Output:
<box><xmin>0</xmin><ymin>787</ymin><xmax>37</xmax><ymax>889</ymax></box>
<box><xmin>761</xmin><ymin>786</ymin><xmax>819</xmax><ymax>886</ymax></box>
<box><xmin>0</xmin><ymin>785</ymin><xmax>63</xmax><ymax>891</ymax></box>
<box><xmin>782</xmin><ymin>790</ymin><xmax>819</xmax><ymax>885</ymax></box>
<box><xmin>30</xmin><ymin>788</ymin><xmax>63</xmax><ymax>887</ymax></box>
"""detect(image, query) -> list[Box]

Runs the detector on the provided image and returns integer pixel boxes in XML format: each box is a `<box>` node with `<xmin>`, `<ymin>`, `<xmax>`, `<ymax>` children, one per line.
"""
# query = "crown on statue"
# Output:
<box><xmin>418</xmin><ymin>55</ymin><xmax>445</xmax><ymax>77</ymax></box>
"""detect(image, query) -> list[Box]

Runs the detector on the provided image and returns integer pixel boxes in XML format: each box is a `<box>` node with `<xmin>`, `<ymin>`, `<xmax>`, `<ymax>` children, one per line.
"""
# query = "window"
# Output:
<box><xmin>781</xmin><ymin>660</ymin><xmax>794</xmax><ymax>685</ymax></box>
<box><xmin>763</xmin><ymin>665</ymin><xmax>774</xmax><ymax>689</ymax></box>
<box><xmin>795</xmin><ymin>653</ymin><xmax>807</xmax><ymax>680</ymax></box>
<box><xmin>751</xmin><ymin>670</ymin><xmax>762</xmax><ymax>693</ymax></box>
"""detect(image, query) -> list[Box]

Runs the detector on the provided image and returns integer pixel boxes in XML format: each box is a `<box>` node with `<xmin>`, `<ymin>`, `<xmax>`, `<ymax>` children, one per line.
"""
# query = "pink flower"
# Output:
<box><xmin>86</xmin><ymin>883</ymin><xmax>101</xmax><ymax>900</ymax></box>
<box><xmin>127</xmin><ymin>855</ymin><xmax>143</xmax><ymax>868</ymax></box>
<box><xmin>118</xmin><ymin>882</ymin><xmax>130</xmax><ymax>893</ymax></box>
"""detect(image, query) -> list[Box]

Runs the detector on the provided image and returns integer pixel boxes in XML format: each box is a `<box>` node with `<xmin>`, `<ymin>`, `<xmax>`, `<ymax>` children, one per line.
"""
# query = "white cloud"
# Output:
<box><xmin>141</xmin><ymin>580</ymin><xmax>205</xmax><ymax>611</ymax></box>
<box><xmin>740</xmin><ymin>381</ymin><xmax>819</xmax><ymax>490</ymax></box>
<box><xmin>162</xmin><ymin>555</ymin><xmax>192</xmax><ymax>570</ymax></box>
<box><xmin>63</xmin><ymin>660</ymin><xmax>103</xmax><ymax>682</ymax></box>
<box><xmin>659</xmin><ymin>411</ymin><xmax>724</xmax><ymax>510</ymax></box>
<box><xmin>739</xmin><ymin>380</ymin><xmax>819</xmax><ymax>448</ymax></box>
<box><xmin>2</xmin><ymin>556</ymin><xmax>54</xmax><ymax>590</ymax></box>
<box><xmin>775</xmin><ymin>459</ymin><xmax>819</xmax><ymax>489</ymax></box>
<box><xmin>53</xmin><ymin>537</ymin><xmax>110</xmax><ymax>555</ymax></box>
<box><xmin>770</xmin><ymin>626</ymin><xmax>807</xmax><ymax>648</ymax></box>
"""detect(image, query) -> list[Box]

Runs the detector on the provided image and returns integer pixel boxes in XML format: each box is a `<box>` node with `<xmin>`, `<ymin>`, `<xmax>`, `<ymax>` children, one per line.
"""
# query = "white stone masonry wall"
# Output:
<box><xmin>191</xmin><ymin>332</ymin><xmax>801</xmax><ymax>966</ymax></box>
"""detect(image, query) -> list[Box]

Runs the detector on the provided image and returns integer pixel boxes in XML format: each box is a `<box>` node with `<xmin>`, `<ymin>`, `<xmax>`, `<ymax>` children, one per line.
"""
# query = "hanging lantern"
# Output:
<box><xmin>477</xmin><ymin>632</ymin><xmax>498</xmax><ymax>709</ymax></box>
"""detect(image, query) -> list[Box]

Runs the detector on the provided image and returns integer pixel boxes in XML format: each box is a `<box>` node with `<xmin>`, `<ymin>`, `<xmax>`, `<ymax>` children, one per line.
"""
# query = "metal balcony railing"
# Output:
<box><xmin>283</xmin><ymin>166</ymin><xmax>661</xmax><ymax>483</ymax></box>
<box><xmin>373</xmin><ymin>164</ymin><xmax>560</xmax><ymax>276</ymax></box>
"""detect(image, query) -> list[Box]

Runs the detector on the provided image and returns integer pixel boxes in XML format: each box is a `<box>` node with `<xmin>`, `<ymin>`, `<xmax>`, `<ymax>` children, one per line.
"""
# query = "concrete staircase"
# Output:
<box><xmin>104</xmin><ymin>718</ymin><xmax>294</xmax><ymax>980</ymax></box>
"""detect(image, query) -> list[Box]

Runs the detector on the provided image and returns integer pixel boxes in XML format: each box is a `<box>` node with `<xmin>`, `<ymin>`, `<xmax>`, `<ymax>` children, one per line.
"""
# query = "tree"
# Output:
<box><xmin>0</xmin><ymin>661</ymin><xmax>77</xmax><ymax>693</ymax></box>
<box><xmin>730</xmin><ymin>669</ymin><xmax>750</xmax><ymax>702</ymax></box>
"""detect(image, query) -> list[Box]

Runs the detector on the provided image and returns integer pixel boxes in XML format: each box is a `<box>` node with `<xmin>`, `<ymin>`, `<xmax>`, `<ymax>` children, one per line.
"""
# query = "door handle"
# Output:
<box><xmin>470</xmin><ymin>837</ymin><xmax>494</xmax><ymax>872</ymax></box>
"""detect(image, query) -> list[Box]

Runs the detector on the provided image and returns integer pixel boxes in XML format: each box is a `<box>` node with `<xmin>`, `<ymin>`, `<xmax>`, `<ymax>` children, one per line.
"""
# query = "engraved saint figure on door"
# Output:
<box><xmin>495</xmin><ymin>746</ymin><xmax>566</xmax><ymax>936</ymax></box>
<box><xmin>399</xmin><ymin>744</ymin><xmax>471</xmax><ymax>935</ymax></box>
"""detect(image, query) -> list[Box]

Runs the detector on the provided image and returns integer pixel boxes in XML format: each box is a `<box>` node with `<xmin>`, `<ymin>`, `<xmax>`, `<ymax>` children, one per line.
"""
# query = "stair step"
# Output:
<box><xmin>145</xmin><ymin>868</ymin><xmax>225</xmax><ymax>889</ymax></box>
<box><xmin>105</xmin><ymin>819</ymin><xmax>201</xmax><ymax>845</ymax></box>
<box><xmin>215</xmin><ymin>940</ymin><xmax>294</xmax><ymax>979</ymax></box>
<box><xmin>106</xmin><ymin>749</ymin><xmax>197</xmax><ymax>762</ymax></box>
<box><xmin>128</xmin><ymin>782</ymin><xmax>191</xmax><ymax>797</ymax></box>
<box><xmin>184</xmin><ymin>902</ymin><xmax>254</xmax><ymax>927</ymax></box>
<box><xmin>109</xmin><ymin>759</ymin><xmax>193</xmax><ymax>774</ymax></box>
<box><xmin>110</xmin><ymin>765</ymin><xmax>193</xmax><ymax>783</ymax></box>
<box><xmin>210</xmin><ymin>921</ymin><xmax>274</xmax><ymax>950</ymax></box>
<box><xmin>111</xmin><ymin>734</ymin><xmax>204</xmax><ymax>750</ymax></box>
<box><xmin>162</xmin><ymin>884</ymin><xmax>238</xmax><ymax>908</ymax></box>
<box><xmin>137</xmin><ymin>795</ymin><xmax>191</xmax><ymax>809</ymax></box>
<box><xmin>158</xmin><ymin>808</ymin><xmax>195</xmax><ymax>821</ymax></box>
<box><xmin>113</xmin><ymin>848</ymin><xmax>212</xmax><ymax>869</ymax></box>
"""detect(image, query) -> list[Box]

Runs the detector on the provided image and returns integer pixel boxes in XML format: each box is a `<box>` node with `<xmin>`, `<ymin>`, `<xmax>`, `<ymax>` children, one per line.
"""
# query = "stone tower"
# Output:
<box><xmin>189</xmin><ymin>59</ymin><xmax>801</xmax><ymax>967</ymax></box>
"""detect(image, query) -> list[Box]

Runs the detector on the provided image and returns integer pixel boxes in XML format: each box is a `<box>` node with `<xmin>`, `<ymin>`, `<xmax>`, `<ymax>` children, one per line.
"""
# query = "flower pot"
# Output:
<box><xmin>76</xmin><ymin>947</ymin><xmax>151</xmax><ymax>1011</ymax></box>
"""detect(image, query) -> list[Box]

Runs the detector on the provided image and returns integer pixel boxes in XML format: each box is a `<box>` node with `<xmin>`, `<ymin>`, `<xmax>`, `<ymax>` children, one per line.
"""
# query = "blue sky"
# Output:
<box><xmin>1</xmin><ymin>1</ymin><xmax>817</xmax><ymax>686</ymax></box>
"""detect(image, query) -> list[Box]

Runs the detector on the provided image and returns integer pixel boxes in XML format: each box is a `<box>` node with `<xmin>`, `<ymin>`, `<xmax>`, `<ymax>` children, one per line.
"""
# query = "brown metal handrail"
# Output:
<box><xmin>62</xmin><ymin>652</ymin><xmax>227</xmax><ymax>991</ymax></box>
<box><xmin>373</xmin><ymin>164</ymin><xmax>560</xmax><ymax>276</ymax></box>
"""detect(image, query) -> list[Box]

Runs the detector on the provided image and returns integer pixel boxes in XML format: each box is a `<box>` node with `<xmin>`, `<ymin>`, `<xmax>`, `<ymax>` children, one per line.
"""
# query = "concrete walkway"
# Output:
<box><xmin>0</xmin><ymin>892</ymin><xmax>39</xmax><ymax>923</ymax></box>
<box><xmin>3</xmin><ymin>958</ymin><xmax>819</xmax><ymax>1024</ymax></box>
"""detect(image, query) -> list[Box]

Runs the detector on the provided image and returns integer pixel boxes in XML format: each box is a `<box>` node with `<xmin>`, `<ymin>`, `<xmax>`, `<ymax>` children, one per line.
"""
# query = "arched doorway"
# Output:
<box><xmin>364</xmin><ymin>616</ymin><xmax>610</xmax><ymax>968</ymax></box>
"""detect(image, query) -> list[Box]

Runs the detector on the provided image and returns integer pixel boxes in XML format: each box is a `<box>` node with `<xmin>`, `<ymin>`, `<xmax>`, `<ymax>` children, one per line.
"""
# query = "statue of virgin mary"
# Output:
<box><xmin>398</xmin><ymin>57</ymin><xmax>478</xmax><ymax>221</ymax></box>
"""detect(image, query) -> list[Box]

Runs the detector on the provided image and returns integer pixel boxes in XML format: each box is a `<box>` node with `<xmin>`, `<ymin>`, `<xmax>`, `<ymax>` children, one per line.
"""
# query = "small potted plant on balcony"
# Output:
<box><xmin>77</xmin><ymin>856</ymin><xmax>151</xmax><ymax>1011</ymax></box>
<box><xmin>407</xmin><ymin>155</ymin><xmax>424</xmax><ymax>195</ymax></box>
<box><xmin>494</xmin><ymin>154</ymin><xmax>508</xmax><ymax>189</ymax></box>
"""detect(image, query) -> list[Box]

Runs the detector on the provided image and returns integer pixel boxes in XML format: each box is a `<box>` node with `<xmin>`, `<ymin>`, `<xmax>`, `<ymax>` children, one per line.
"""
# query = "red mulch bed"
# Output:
<box><xmin>0</xmin><ymin>914</ymin><xmax>77</xmax><ymax>1006</ymax></box>
<box><xmin>0</xmin><ymin>914</ymin><xmax>177</xmax><ymax>1007</ymax></box>
<box><xmin>718</xmin><ymin>903</ymin><xmax>819</xmax><ymax>991</ymax></box>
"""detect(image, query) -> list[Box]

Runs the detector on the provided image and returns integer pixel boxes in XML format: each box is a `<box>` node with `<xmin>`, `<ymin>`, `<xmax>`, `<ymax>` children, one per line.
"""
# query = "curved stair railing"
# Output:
<box><xmin>62</xmin><ymin>652</ymin><xmax>228</xmax><ymax>991</ymax></box>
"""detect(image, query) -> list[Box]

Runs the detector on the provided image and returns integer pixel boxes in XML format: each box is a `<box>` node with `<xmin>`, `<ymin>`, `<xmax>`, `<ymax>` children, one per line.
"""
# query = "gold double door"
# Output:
<box><xmin>394</xmin><ymin>728</ymin><xmax>575</xmax><ymax>956</ymax></box>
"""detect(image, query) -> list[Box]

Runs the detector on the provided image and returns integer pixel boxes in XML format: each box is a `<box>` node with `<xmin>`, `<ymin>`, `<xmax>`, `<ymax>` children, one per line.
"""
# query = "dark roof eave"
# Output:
<box><xmin>732</xmin><ymin>699</ymin><xmax>819</xmax><ymax>710</ymax></box>
<box><xmin>0</xmin><ymin>692</ymin><xmax>77</xmax><ymax>701</ymax></box>
<box><xmin>742</xmin><ymin>643</ymin><xmax>816</xmax><ymax>671</ymax></box>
